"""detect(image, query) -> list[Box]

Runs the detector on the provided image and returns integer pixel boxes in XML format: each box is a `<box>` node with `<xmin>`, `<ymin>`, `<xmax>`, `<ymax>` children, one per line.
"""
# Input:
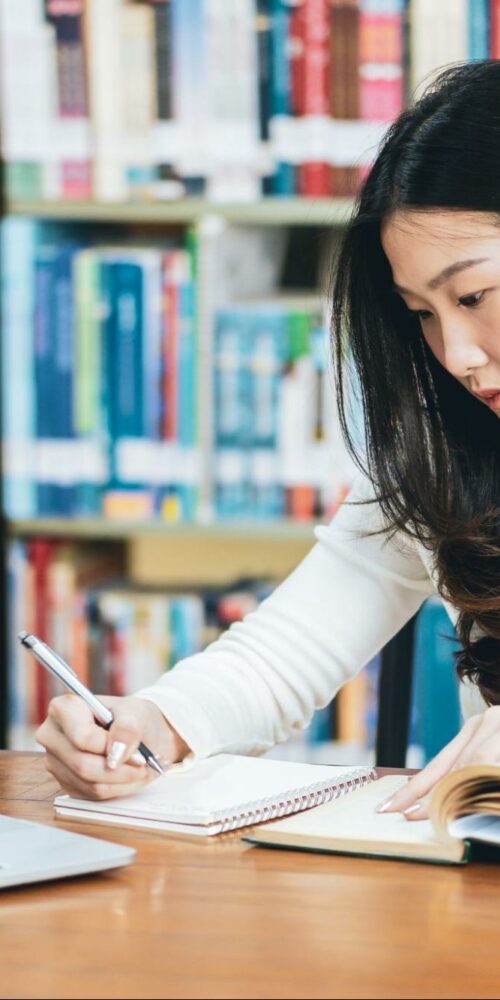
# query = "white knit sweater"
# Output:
<box><xmin>137</xmin><ymin>475</ymin><xmax>486</xmax><ymax>758</ymax></box>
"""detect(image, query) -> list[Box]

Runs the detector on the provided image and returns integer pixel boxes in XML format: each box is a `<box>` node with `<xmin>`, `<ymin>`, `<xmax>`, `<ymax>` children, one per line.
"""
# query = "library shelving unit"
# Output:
<box><xmin>1</xmin><ymin>191</ymin><xmax>372</xmax><ymax>751</ymax></box>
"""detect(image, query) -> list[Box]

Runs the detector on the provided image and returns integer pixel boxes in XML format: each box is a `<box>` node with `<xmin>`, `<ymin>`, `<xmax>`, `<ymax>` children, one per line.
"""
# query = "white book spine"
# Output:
<box><xmin>86</xmin><ymin>0</ymin><xmax>127</xmax><ymax>201</ymax></box>
<box><xmin>204</xmin><ymin>0</ymin><xmax>261</xmax><ymax>201</ymax></box>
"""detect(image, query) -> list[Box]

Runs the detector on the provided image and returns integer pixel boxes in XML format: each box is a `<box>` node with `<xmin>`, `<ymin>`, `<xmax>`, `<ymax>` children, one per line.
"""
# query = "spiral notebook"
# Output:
<box><xmin>54</xmin><ymin>754</ymin><xmax>376</xmax><ymax>837</ymax></box>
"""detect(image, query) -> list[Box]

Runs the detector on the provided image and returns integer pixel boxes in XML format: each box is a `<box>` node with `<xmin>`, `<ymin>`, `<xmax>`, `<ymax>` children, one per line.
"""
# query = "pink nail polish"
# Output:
<box><xmin>375</xmin><ymin>796</ymin><xmax>395</xmax><ymax>814</ymax></box>
<box><xmin>403</xmin><ymin>802</ymin><xmax>422</xmax><ymax>816</ymax></box>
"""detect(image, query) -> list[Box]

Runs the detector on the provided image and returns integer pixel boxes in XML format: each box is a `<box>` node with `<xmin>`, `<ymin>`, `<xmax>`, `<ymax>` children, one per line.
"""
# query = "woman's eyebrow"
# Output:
<box><xmin>394</xmin><ymin>257</ymin><xmax>491</xmax><ymax>295</ymax></box>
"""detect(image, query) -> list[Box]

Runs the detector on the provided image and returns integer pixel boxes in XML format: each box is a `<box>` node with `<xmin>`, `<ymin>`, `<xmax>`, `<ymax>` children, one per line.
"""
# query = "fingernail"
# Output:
<box><xmin>403</xmin><ymin>803</ymin><xmax>422</xmax><ymax>816</ymax></box>
<box><xmin>130</xmin><ymin>751</ymin><xmax>146</xmax><ymax>767</ymax></box>
<box><xmin>107</xmin><ymin>741</ymin><xmax>127</xmax><ymax>770</ymax></box>
<box><xmin>375</xmin><ymin>796</ymin><xmax>395</xmax><ymax>814</ymax></box>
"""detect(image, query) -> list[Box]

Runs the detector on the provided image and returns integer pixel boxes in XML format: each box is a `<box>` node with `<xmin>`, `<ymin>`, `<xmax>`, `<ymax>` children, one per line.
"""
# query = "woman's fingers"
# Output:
<box><xmin>37</xmin><ymin>693</ymin><xmax>162</xmax><ymax>799</ymax></box>
<box><xmin>45</xmin><ymin>752</ymin><xmax>155</xmax><ymax>800</ymax></box>
<box><xmin>402</xmin><ymin>795</ymin><xmax>430</xmax><ymax>821</ymax></box>
<box><xmin>449</xmin><ymin>706</ymin><xmax>500</xmax><ymax>769</ymax></box>
<box><xmin>37</xmin><ymin>694</ymin><xmax>108</xmax><ymax>755</ymax></box>
<box><xmin>376</xmin><ymin>715</ymin><xmax>483</xmax><ymax>814</ymax></box>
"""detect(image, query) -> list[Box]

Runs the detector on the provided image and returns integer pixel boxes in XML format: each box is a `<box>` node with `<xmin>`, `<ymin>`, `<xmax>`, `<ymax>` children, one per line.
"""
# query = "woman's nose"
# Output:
<box><xmin>440</xmin><ymin>326</ymin><xmax>489</xmax><ymax>378</ymax></box>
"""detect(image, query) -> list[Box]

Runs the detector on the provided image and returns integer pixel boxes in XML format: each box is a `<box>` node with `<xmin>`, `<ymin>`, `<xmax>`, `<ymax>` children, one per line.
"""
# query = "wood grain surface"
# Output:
<box><xmin>1</xmin><ymin>751</ymin><xmax>500</xmax><ymax>1000</ymax></box>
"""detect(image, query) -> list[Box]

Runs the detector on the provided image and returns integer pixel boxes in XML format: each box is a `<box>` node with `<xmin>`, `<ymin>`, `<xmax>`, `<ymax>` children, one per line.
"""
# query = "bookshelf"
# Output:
<box><xmin>0</xmin><ymin>0</ymin><xmax>476</xmax><ymax>760</ymax></box>
<box><xmin>6</xmin><ymin>197</ymin><xmax>356</xmax><ymax>228</ymax></box>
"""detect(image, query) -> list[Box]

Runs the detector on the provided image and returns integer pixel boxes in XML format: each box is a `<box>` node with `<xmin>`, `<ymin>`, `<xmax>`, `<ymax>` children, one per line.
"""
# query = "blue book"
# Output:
<box><xmin>73</xmin><ymin>249</ymin><xmax>105</xmax><ymax>516</ymax></box>
<box><xmin>7</xmin><ymin>541</ymin><xmax>28</xmax><ymax>743</ymax></box>
<box><xmin>51</xmin><ymin>242</ymin><xmax>79</xmax><ymax>515</ymax></box>
<box><xmin>1</xmin><ymin>218</ymin><xmax>38</xmax><ymax>518</ymax></box>
<box><xmin>177</xmin><ymin>270</ymin><xmax>196</xmax><ymax>447</ymax></box>
<box><xmin>269</xmin><ymin>0</ymin><xmax>296</xmax><ymax>196</ymax></box>
<box><xmin>213</xmin><ymin>308</ymin><xmax>253</xmax><ymax>517</ymax></box>
<box><xmin>410</xmin><ymin>597</ymin><xmax>461</xmax><ymax>764</ymax></box>
<box><xmin>170</xmin><ymin>0</ymin><xmax>206</xmax><ymax>194</ymax></box>
<box><xmin>33</xmin><ymin>242</ymin><xmax>58</xmax><ymax>515</ymax></box>
<box><xmin>249</xmin><ymin>306</ymin><xmax>288</xmax><ymax>517</ymax></box>
<box><xmin>467</xmin><ymin>0</ymin><xmax>489</xmax><ymax>60</ymax></box>
<box><xmin>141</xmin><ymin>250</ymin><xmax>164</xmax><ymax>442</ymax></box>
<box><xmin>112</xmin><ymin>260</ymin><xmax>144</xmax><ymax>440</ymax></box>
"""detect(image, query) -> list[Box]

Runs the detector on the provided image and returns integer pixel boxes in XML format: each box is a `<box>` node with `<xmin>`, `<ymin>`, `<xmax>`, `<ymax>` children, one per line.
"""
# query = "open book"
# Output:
<box><xmin>54</xmin><ymin>754</ymin><xmax>375</xmax><ymax>836</ymax></box>
<box><xmin>246</xmin><ymin>765</ymin><xmax>500</xmax><ymax>865</ymax></box>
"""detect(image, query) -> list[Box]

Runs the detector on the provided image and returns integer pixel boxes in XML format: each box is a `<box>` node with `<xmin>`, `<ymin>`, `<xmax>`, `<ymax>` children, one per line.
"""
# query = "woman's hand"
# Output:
<box><xmin>36</xmin><ymin>694</ymin><xmax>190</xmax><ymax>800</ymax></box>
<box><xmin>376</xmin><ymin>707</ymin><xmax>500</xmax><ymax>820</ymax></box>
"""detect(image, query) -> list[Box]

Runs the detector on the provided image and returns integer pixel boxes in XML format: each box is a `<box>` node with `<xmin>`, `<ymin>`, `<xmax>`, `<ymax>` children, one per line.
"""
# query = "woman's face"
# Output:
<box><xmin>382</xmin><ymin>209</ymin><xmax>500</xmax><ymax>416</ymax></box>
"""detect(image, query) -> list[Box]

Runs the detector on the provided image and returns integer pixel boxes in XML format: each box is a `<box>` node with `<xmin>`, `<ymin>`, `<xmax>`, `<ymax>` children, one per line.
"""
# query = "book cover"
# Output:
<box><xmin>84</xmin><ymin>0</ymin><xmax>127</xmax><ymax>200</ymax></box>
<box><xmin>1</xmin><ymin>218</ymin><xmax>38</xmax><ymax>518</ymax></box>
<box><xmin>467</xmin><ymin>0</ymin><xmax>489</xmax><ymax>59</ymax></box>
<box><xmin>120</xmin><ymin>0</ymin><xmax>157</xmax><ymax>198</ymax></box>
<box><xmin>44</xmin><ymin>0</ymin><xmax>92</xmax><ymax>198</ymax></box>
<box><xmin>269</xmin><ymin>0</ymin><xmax>298</xmax><ymax>195</ymax></box>
<box><xmin>298</xmin><ymin>0</ymin><xmax>332</xmax><ymax>196</ymax></box>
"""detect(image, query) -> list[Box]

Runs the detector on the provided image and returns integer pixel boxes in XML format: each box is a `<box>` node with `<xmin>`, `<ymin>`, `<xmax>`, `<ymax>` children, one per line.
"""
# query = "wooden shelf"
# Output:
<box><xmin>5</xmin><ymin>197</ymin><xmax>355</xmax><ymax>227</ymax></box>
<box><xmin>7</xmin><ymin>517</ymin><xmax>318</xmax><ymax>542</ymax></box>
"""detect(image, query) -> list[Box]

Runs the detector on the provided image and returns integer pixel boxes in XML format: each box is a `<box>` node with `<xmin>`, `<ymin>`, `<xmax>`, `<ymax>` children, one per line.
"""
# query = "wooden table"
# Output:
<box><xmin>2</xmin><ymin>752</ymin><xmax>500</xmax><ymax>1000</ymax></box>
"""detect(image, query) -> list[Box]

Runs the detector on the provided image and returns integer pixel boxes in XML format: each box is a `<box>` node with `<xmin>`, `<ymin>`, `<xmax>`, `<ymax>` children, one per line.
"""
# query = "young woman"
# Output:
<box><xmin>37</xmin><ymin>61</ymin><xmax>500</xmax><ymax>820</ymax></box>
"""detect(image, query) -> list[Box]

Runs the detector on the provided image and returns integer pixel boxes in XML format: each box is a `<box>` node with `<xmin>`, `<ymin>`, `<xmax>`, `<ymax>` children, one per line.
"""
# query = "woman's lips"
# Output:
<box><xmin>474</xmin><ymin>390</ymin><xmax>500</xmax><ymax>410</ymax></box>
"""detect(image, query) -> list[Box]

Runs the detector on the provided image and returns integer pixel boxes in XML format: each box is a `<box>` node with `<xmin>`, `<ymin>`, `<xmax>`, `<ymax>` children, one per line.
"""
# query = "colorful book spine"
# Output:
<box><xmin>1</xmin><ymin>219</ymin><xmax>37</xmax><ymax>518</ymax></box>
<box><xmin>468</xmin><ymin>0</ymin><xmax>489</xmax><ymax>58</ymax></box>
<box><xmin>490</xmin><ymin>0</ymin><xmax>500</xmax><ymax>55</ymax></box>
<box><xmin>256</xmin><ymin>0</ymin><xmax>273</xmax><ymax>195</ymax></box>
<box><xmin>330</xmin><ymin>0</ymin><xmax>362</xmax><ymax>197</ymax></box>
<box><xmin>85</xmin><ymin>0</ymin><xmax>127</xmax><ymax>200</ymax></box>
<box><xmin>170</xmin><ymin>0</ymin><xmax>206</xmax><ymax>195</ymax></box>
<box><xmin>74</xmin><ymin>248</ymin><xmax>107</xmax><ymax>515</ymax></box>
<box><xmin>0</xmin><ymin>2</ymin><xmax>58</xmax><ymax>199</ymax></box>
<box><xmin>359</xmin><ymin>1</ymin><xmax>405</xmax><ymax>124</ymax></box>
<box><xmin>298</xmin><ymin>0</ymin><xmax>332</xmax><ymax>196</ymax></box>
<box><xmin>43</xmin><ymin>0</ymin><xmax>92</xmax><ymax>198</ymax></box>
<box><xmin>249</xmin><ymin>307</ymin><xmax>288</xmax><ymax>517</ymax></box>
<box><xmin>410</xmin><ymin>597</ymin><xmax>461</xmax><ymax>763</ymax></box>
<box><xmin>269</xmin><ymin>0</ymin><xmax>297</xmax><ymax>194</ymax></box>
<box><xmin>120</xmin><ymin>0</ymin><xmax>158</xmax><ymax>196</ymax></box>
<box><xmin>213</xmin><ymin>307</ymin><xmax>253</xmax><ymax>517</ymax></box>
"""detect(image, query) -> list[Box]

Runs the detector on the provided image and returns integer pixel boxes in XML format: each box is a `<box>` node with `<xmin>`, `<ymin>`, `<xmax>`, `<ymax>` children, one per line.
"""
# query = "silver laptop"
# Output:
<box><xmin>0</xmin><ymin>814</ymin><xmax>135</xmax><ymax>889</ymax></box>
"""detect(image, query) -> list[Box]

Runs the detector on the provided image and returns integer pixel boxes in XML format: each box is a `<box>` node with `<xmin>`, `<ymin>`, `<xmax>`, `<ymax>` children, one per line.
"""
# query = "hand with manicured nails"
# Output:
<box><xmin>36</xmin><ymin>694</ymin><xmax>190</xmax><ymax>800</ymax></box>
<box><xmin>376</xmin><ymin>708</ymin><xmax>500</xmax><ymax>820</ymax></box>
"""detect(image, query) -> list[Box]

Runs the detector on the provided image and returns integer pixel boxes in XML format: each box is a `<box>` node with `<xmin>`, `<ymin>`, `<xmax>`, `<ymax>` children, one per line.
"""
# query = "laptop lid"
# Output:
<box><xmin>0</xmin><ymin>814</ymin><xmax>135</xmax><ymax>889</ymax></box>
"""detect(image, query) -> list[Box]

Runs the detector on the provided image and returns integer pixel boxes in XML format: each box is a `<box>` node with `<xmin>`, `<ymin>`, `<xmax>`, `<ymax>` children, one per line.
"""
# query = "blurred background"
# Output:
<box><xmin>0</xmin><ymin>0</ymin><xmax>482</xmax><ymax>761</ymax></box>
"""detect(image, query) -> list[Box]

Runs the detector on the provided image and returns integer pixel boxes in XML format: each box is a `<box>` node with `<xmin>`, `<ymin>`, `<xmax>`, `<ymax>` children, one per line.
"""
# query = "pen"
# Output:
<box><xmin>18</xmin><ymin>631</ymin><xmax>165</xmax><ymax>776</ymax></box>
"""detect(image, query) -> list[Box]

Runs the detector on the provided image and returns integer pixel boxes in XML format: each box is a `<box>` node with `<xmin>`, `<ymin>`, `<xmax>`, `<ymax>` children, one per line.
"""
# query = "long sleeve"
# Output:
<box><xmin>136</xmin><ymin>477</ymin><xmax>435</xmax><ymax>758</ymax></box>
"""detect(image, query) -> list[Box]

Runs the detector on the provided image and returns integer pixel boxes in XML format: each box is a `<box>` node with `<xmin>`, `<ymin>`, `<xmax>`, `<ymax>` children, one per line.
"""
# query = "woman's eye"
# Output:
<box><xmin>459</xmin><ymin>291</ymin><xmax>484</xmax><ymax>308</ymax></box>
<box><xmin>409</xmin><ymin>308</ymin><xmax>432</xmax><ymax>321</ymax></box>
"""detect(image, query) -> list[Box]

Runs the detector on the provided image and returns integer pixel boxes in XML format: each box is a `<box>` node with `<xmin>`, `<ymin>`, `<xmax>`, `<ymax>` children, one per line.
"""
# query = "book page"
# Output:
<box><xmin>253</xmin><ymin>775</ymin><xmax>464</xmax><ymax>861</ymax></box>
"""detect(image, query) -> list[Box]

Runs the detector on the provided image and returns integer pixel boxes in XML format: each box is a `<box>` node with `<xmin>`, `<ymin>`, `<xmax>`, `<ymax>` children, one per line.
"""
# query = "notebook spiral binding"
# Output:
<box><xmin>217</xmin><ymin>766</ymin><xmax>377</xmax><ymax>833</ymax></box>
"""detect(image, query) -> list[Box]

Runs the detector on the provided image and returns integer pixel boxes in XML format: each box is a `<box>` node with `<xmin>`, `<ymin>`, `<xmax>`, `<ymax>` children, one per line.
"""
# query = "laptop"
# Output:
<box><xmin>0</xmin><ymin>814</ymin><xmax>135</xmax><ymax>889</ymax></box>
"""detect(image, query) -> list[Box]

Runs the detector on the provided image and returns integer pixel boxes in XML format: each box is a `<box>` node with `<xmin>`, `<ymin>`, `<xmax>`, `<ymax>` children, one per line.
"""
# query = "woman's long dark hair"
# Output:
<box><xmin>332</xmin><ymin>61</ymin><xmax>500</xmax><ymax>704</ymax></box>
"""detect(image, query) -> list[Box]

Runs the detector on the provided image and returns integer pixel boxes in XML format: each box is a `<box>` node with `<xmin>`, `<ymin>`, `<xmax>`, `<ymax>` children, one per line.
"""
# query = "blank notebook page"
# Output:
<box><xmin>54</xmin><ymin>754</ymin><xmax>375</xmax><ymax>834</ymax></box>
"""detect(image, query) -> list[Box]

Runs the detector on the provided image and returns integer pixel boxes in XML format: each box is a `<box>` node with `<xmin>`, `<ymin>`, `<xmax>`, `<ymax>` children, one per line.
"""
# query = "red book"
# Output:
<box><xmin>29</xmin><ymin>540</ymin><xmax>58</xmax><ymax>723</ymax></box>
<box><xmin>298</xmin><ymin>0</ymin><xmax>332</xmax><ymax>196</ymax></box>
<box><xmin>491</xmin><ymin>0</ymin><xmax>500</xmax><ymax>57</ymax></box>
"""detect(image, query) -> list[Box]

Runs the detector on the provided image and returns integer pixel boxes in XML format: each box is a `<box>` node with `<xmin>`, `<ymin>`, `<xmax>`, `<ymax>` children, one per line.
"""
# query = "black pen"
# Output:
<box><xmin>18</xmin><ymin>631</ymin><xmax>165</xmax><ymax>775</ymax></box>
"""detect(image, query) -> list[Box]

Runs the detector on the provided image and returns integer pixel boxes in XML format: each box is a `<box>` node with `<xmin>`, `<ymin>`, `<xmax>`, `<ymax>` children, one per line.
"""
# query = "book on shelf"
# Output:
<box><xmin>7</xmin><ymin>538</ymin><xmax>281</xmax><ymax>744</ymax></box>
<box><xmin>1</xmin><ymin>216</ymin><xmax>355</xmax><ymax>524</ymax></box>
<box><xmin>1</xmin><ymin>219</ymin><xmax>201</xmax><ymax>523</ymax></box>
<box><xmin>247</xmin><ymin>764</ymin><xmax>500</xmax><ymax>865</ymax></box>
<box><xmin>3</xmin><ymin>0</ymin><xmax>471</xmax><ymax>203</ymax></box>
